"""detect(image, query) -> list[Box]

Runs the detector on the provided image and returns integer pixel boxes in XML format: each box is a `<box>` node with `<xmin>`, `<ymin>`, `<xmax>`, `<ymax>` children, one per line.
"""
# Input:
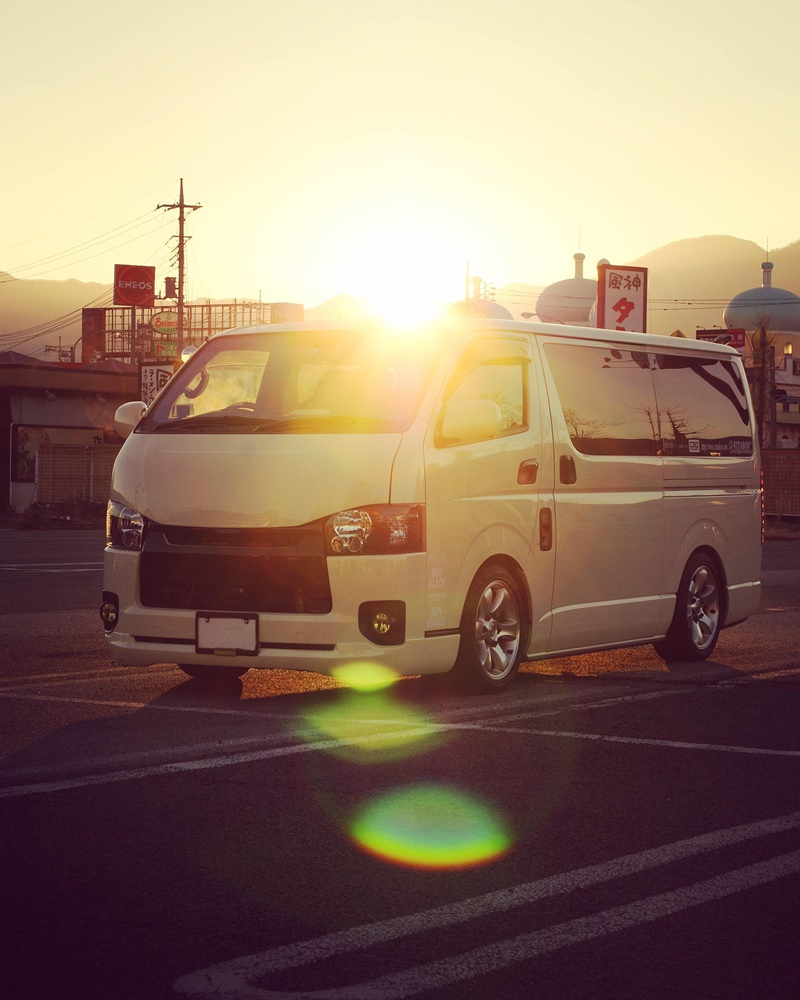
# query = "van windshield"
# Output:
<box><xmin>139</xmin><ymin>328</ymin><xmax>441</xmax><ymax>434</ymax></box>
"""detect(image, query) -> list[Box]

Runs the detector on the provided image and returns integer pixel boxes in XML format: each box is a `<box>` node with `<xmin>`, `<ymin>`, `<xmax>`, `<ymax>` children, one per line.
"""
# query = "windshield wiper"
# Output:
<box><xmin>152</xmin><ymin>413</ymin><xmax>269</xmax><ymax>433</ymax></box>
<box><xmin>151</xmin><ymin>414</ymin><xmax>401</xmax><ymax>434</ymax></box>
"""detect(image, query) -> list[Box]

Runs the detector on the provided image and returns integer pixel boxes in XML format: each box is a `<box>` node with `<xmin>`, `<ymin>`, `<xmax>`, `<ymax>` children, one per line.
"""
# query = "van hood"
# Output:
<box><xmin>110</xmin><ymin>432</ymin><xmax>402</xmax><ymax>528</ymax></box>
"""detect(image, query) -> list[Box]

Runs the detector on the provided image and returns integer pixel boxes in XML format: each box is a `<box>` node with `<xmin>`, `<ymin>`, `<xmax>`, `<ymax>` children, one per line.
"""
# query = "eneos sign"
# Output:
<box><xmin>114</xmin><ymin>264</ymin><xmax>156</xmax><ymax>307</ymax></box>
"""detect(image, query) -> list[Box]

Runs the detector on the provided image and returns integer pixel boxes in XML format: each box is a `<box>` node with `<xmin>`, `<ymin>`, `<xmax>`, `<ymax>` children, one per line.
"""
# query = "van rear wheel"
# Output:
<box><xmin>654</xmin><ymin>553</ymin><xmax>722</xmax><ymax>661</ymax></box>
<box><xmin>179</xmin><ymin>664</ymin><xmax>250</xmax><ymax>681</ymax></box>
<box><xmin>454</xmin><ymin>564</ymin><xmax>527</xmax><ymax>692</ymax></box>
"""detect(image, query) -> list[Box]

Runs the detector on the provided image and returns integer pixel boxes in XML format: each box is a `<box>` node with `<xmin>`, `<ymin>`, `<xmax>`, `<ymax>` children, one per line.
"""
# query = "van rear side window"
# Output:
<box><xmin>653</xmin><ymin>354</ymin><xmax>753</xmax><ymax>457</ymax></box>
<box><xmin>545</xmin><ymin>343</ymin><xmax>753</xmax><ymax>458</ymax></box>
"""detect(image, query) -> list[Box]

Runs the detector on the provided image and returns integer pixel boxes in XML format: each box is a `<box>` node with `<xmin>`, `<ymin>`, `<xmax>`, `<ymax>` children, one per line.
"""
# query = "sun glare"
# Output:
<box><xmin>338</xmin><ymin>225</ymin><xmax>464</xmax><ymax>327</ymax></box>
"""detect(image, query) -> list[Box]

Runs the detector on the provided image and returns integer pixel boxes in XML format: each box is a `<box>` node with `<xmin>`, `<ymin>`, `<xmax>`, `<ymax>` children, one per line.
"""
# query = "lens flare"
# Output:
<box><xmin>332</xmin><ymin>660</ymin><xmax>398</xmax><ymax>692</ymax></box>
<box><xmin>350</xmin><ymin>782</ymin><xmax>513</xmax><ymax>869</ymax></box>
<box><xmin>296</xmin><ymin>690</ymin><xmax>442</xmax><ymax>763</ymax></box>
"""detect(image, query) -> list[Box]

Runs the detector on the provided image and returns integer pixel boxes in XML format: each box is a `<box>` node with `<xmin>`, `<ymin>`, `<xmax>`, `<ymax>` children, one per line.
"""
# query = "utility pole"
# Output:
<box><xmin>157</xmin><ymin>178</ymin><xmax>202</xmax><ymax>357</ymax></box>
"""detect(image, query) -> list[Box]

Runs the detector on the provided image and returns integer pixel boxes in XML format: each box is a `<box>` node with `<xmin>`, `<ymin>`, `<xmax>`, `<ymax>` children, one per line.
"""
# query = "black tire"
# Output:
<box><xmin>178</xmin><ymin>664</ymin><xmax>250</xmax><ymax>681</ymax></box>
<box><xmin>653</xmin><ymin>552</ymin><xmax>722</xmax><ymax>661</ymax></box>
<box><xmin>454</xmin><ymin>563</ymin><xmax>528</xmax><ymax>692</ymax></box>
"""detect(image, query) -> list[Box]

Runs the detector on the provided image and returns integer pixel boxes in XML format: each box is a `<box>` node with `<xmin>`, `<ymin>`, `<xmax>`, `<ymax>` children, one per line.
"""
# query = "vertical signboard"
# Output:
<box><xmin>597</xmin><ymin>264</ymin><xmax>648</xmax><ymax>332</ymax></box>
<box><xmin>139</xmin><ymin>364</ymin><xmax>174</xmax><ymax>406</ymax></box>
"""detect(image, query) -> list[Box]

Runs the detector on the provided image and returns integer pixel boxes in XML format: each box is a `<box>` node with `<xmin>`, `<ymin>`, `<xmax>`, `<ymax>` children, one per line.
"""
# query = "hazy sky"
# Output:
<box><xmin>3</xmin><ymin>0</ymin><xmax>798</xmax><ymax>316</ymax></box>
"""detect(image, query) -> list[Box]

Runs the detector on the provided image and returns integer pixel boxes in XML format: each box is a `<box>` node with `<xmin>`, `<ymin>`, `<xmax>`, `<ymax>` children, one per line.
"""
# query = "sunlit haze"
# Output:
<box><xmin>3</xmin><ymin>0</ymin><xmax>799</xmax><ymax>314</ymax></box>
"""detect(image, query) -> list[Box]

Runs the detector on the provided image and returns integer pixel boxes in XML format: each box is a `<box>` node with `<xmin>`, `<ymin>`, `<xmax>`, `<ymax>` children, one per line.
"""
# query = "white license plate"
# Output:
<box><xmin>196</xmin><ymin>614</ymin><xmax>258</xmax><ymax>656</ymax></box>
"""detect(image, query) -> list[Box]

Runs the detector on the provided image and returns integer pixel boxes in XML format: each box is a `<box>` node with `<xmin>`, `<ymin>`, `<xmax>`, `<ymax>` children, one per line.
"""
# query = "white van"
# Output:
<box><xmin>102</xmin><ymin>319</ymin><xmax>762</xmax><ymax>691</ymax></box>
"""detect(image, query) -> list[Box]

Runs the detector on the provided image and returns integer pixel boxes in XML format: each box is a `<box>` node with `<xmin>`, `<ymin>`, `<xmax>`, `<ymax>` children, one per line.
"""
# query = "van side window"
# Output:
<box><xmin>544</xmin><ymin>344</ymin><xmax>659</xmax><ymax>456</ymax></box>
<box><xmin>438</xmin><ymin>357</ymin><xmax>527</xmax><ymax>445</ymax></box>
<box><xmin>653</xmin><ymin>354</ymin><xmax>753</xmax><ymax>457</ymax></box>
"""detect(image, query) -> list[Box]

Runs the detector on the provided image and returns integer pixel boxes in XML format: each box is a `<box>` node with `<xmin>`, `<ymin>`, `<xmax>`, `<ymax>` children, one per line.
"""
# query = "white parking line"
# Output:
<box><xmin>478</xmin><ymin>724</ymin><xmax>800</xmax><ymax>758</ymax></box>
<box><xmin>0</xmin><ymin>689</ymin><xmax>262</xmax><ymax>718</ymax></box>
<box><xmin>173</xmin><ymin>811</ymin><xmax>800</xmax><ymax>999</ymax></box>
<box><xmin>3</xmin><ymin>709</ymin><xmax>798</xmax><ymax>799</ymax></box>
<box><xmin>0</xmin><ymin>566</ymin><xmax>101</xmax><ymax>573</ymax></box>
<box><xmin>0</xmin><ymin>726</ymin><xmax>435</xmax><ymax>799</ymax></box>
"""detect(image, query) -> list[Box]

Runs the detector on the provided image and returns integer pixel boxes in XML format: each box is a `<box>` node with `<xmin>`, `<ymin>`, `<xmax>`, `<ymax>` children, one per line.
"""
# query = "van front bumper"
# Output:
<box><xmin>103</xmin><ymin>547</ymin><xmax>459</xmax><ymax>678</ymax></box>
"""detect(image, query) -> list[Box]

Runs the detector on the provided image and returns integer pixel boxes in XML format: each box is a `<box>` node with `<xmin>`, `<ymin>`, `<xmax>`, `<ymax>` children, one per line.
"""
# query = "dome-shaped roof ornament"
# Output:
<box><xmin>724</xmin><ymin>261</ymin><xmax>800</xmax><ymax>332</ymax></box>
<box><xmin>535</xmin><ymin>252</ymin><xmax>598</xmax><ymax>326</ymax></box>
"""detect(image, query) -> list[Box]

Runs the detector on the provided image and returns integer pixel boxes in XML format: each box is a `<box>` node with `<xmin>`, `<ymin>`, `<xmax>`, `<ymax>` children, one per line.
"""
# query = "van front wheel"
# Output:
<box><xmin>455</xmin><ymin>564</ymin><xmax>527</xmax><ymax>692</ymax></box>
<box><xmin>654</xmin><ymin>553</ymin><xmax>722</xmax><ymax>662</ymax></box>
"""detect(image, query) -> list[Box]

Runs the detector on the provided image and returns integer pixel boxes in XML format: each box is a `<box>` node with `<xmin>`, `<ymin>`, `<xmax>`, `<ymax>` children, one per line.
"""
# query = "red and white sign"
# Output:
<box><xmin>696</xmin><ymin>328</ymin><xmax>746</xmax><ymax>355</ymax></box>
<box><xmin>114</xmin><ymin>264</ymin><xmax>156</xmax><ymax>307</ymax></box>
<box><xmin>151</xmin><ymin>311</ymin><xmax>178</xmax><ymax>334</ymax></box>
<box><xmin>596</xmin><ymin>264</ymin><xmax>648</xmax><ymax>333</ymax></box>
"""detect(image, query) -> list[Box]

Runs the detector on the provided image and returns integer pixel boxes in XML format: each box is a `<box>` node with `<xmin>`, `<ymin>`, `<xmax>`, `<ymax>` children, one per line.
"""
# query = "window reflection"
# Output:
<box><xmin>545</xmin><ymin>344</ymin><xmax>754</xmax><ymax>458</ymax></box>
<box><xmin>544</xmin><ymin>344</ymin><xmax>659</xmax><ymax>455</ymax></box>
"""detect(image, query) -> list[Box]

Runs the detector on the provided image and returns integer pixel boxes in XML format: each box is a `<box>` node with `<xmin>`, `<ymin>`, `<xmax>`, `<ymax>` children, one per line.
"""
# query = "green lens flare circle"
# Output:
<box><xmin>350</xmin><ymin>782</ymin><xmax>512</xmax><ymax>870</ymax></box>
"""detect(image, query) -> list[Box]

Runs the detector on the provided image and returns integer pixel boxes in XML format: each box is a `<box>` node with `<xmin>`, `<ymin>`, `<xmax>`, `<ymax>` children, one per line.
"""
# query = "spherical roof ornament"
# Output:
<box><xmin>536</xmin><ymin>253</ymin><xmax>598</xmax><ymax>326</ymax></box>
<box><xmin>724</xmin><ymin>261</ymin><xmax>800</xmax><ymax>332</ymax></box>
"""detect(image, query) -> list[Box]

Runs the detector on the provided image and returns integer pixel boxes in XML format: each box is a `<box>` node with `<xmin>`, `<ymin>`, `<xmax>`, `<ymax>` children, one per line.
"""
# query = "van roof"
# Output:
<box><xmin>210</xmin><ymin>318</ymin><xmax>741</xmax><ymax>358</ymax></box>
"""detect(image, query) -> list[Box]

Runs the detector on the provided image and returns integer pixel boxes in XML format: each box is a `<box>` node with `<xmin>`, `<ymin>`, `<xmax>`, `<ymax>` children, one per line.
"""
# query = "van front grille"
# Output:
<box><xmin>139</xmin><ymin>525</ymin><xmax>332</xmax><ymax>614</ymax></box>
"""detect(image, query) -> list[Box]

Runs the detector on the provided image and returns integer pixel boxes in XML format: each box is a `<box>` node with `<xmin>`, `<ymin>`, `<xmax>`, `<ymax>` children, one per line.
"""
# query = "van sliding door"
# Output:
<box><xmin>542</xmin><ymin>340</ymin><xmax>667</xmax><ymax>650</ymax></box>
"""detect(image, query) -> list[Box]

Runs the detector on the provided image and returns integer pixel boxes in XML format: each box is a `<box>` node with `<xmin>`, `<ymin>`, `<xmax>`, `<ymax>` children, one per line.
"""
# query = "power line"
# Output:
<box><xmin>0</xmin><ymin>180</ymin><xmax>178</xmax><ymax>255</ymax></box>
<box><xmin>0</xmin><ymin>212</ymin><xmax>160</xmax><ymax>276</ymax></box>
<box><xmin>0</xmin><ymin>217</ymin><xmax>175</xmax><ymax>283</ymax></box>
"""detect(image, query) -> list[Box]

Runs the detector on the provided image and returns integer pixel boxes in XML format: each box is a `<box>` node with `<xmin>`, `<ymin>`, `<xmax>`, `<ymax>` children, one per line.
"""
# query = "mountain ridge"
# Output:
<box><xmin>2</xmin><ymin>235</ymin><xmax>798</xmax><ymax>356</ymax></box>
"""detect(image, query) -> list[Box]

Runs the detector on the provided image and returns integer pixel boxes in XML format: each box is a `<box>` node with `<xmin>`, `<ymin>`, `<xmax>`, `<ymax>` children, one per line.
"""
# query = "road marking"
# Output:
<box><xmin>479</xmin><ymin>724</ymin><xmax>800</xmax><ymax>758</ymax></box>
<box><xmin>173</xmin><ymin>812</ymin><xmax>800</xmax><ymax>998</ymax></box>
<box><xmin>0</xmin><ymin>569</ymin><xmax>101</xmax><ymax>574</ymax></box>
<box><xmin>1</xmin><ymin>672</ymin><xmax>796</xmax><ymax>795</ymax></box>
<box><xmin>0</xmin><ymin>665</ymin><xmax>147</xmax><ymax>688</ymax></box>
<box><xmin>0</xmin><ymin>733</ymin><xmax>303</xmax><ymax>783</ymax></box>
<box><xmin>0</xmin><ymin>726</ymin><xmax>437</xmax><ymax>799</ymax></box>
<box><xmin>0</xmin><ymin>561</ymin><xmax>101</xmax><ymax>568</ymax></box>
<box><xmin>0</xmin><ymin>690</ymin><xmax>265</xmax><ymax>718</ymax></box>
<box><xmin>3</xmin><ymin>708</ymin><xmax>799</xmax><ymax>799</ymax></box>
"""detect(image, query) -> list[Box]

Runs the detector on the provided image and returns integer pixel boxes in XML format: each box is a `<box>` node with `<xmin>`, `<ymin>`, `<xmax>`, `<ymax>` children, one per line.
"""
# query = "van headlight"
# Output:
<box><xmin>106</xmin><ymin>501</ymin><xmax>146</xmax><ymax>549</ymax></box>
<box><xmin>324</xmin><ymin>505</ymin><xmax>424</xmax><ymax>555</ymax></box>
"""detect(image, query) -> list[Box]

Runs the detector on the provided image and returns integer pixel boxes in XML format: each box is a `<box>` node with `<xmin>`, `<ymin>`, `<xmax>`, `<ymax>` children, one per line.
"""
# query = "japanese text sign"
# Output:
<box><xmin>139</xmin><ymin>364</ymin><xmax>174</xmax><ymax>406</ymax></box>
<box><xmin>597</xmin><ymin>264</ymin><xmax>648</xmax><ymax>333</ymax></box>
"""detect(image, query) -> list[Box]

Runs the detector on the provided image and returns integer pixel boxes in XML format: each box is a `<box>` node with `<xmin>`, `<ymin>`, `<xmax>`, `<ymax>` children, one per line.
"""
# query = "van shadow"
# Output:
<box><xmin>516</xmin><ymin>651</ymin><xmax>747</xmax><ymax>686</ymax></box>
<box><xmin>0</xmin><ymin>645</ymin><xmax>753</xmax><ymax>787</ymax></box>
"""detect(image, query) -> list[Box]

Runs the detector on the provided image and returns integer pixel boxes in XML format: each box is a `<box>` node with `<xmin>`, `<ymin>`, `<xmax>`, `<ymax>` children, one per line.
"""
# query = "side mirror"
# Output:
<box><xmin>440</xmin><ymin>398</ymin><xmax>502</xmax><ymax>444</ymax></box>
<box><xmin>180</xmin><ymin>345</ymin><xmax>198</xmax><ymax>365</ymax></box>
<box><xmin>114</xmin><ymin>401</ymin><xmax>146</xmax><ymax>439</ymax></box>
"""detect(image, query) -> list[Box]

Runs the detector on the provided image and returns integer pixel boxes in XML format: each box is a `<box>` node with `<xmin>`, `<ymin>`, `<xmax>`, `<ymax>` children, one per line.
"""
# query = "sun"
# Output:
<box><xmin>337</xmin><ymin>225</ymin><xmax>465</xmax><ymax>326</ymax></box>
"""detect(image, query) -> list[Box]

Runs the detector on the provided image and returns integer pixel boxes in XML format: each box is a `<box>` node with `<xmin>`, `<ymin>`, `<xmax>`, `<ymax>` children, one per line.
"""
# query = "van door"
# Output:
<box><xmin>424</xmin><ymin>334</ymin><xmax>555</xmax><ymax>656</ymax></box>
<box><xmin>541</xmin><ymin>339</ymin><xmax>667</xmax><ymax>650</ymax></box>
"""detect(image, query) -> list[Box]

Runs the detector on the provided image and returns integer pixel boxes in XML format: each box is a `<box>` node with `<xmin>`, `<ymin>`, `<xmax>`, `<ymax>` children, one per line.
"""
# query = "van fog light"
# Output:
<box><xmin>100</xmin><ymin>592</ymin><xmax>119</xmax><ymax>632</ymax></box>
<box><xmin>359</xmin><ymin>601</ymin><xmax>406</xmax><ymax>646</ymax></box>
<box><xmin>373</xmin><ymin>612</ymin><xmax>392</xmax><ymax>635</ymax></box>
